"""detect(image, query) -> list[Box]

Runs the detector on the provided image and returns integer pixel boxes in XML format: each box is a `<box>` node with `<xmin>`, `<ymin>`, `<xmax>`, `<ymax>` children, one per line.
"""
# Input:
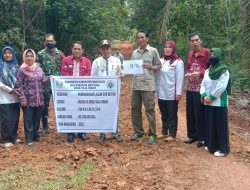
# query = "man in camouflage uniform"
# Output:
<box><xmin>37</xmin><ymin>33</ymin><xmax>65</xmax><ymax>133</ymax></box>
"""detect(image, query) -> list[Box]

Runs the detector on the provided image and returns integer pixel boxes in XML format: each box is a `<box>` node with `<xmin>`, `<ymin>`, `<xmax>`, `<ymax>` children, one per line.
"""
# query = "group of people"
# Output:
<box><xmin>0</xmin><ymin>30</ymin><xmax>230</xmax><ymax>157</ymax></box>
<box><xmin>183</xmin><ymin>33</ymin><xmax>230</xmax><ymax>157</ymax></box>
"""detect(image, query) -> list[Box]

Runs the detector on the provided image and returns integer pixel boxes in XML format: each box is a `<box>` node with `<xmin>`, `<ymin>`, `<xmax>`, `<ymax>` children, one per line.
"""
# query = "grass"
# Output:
<box><xmin>0</xmin><ymin>160</ymin><xmax>94</xmax><ymax>190</ymax></box>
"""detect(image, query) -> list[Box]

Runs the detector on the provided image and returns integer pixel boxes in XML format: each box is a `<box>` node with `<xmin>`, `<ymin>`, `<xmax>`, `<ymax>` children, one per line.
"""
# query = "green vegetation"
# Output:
<box><xmin>0</xmin><ymin>0</ymin><xmax>249</xmax><ymax>90</ymax></box>
<box><xmin>0</xmin><ymin>161</ymin><xmax>94</xmax><ymax>190</ymax></box>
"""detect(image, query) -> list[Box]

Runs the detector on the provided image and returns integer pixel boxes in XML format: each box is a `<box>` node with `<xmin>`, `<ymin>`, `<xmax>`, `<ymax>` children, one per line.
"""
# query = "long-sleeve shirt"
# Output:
<box><xmin>156</xmin><ymin>58</ymin><xmax>184</xmax><ymax>100</ymax></box>
<box><xmin>91</xmin><ymin>56</ymin><xmax>123</xmax><ymax>76</ymax></box>
<box><xmin>16</xmin><ymin>67</ymin><xmax>46</xmax><ymax>107</ymax></box>
<box><xmin>0</xmin><ymin>82</ymin><xmax>18</xmax><ymax>104</ymax></box>
<box><xmin>61</xmin><ymin>55</ymin><xmax>91</xmax><ymax>76</ymax></box>
<box><xmin>37</xmin><ymin>48</ymin><xmax>65</xmax><ymax>76</ymax></box>
<box><xmin>131</xmin><ymin>45</ymin><xmax>162</xmax><ymax>91</ymax></box>
<box><xmin>186</xmin><ymin>48</ymin><xmax>210</xmax><ymax>92</ymax></box>
<box><xmin>200</xmin><ymin>70</ymin><xmax>230</xmax><ymax>107</ymax></box>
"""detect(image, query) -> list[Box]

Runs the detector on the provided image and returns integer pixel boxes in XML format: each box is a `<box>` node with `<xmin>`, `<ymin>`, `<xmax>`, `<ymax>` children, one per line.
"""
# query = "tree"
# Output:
<box><xmin>0</xmin><ymin>0</ymin><xmax>45</xmax><ymax>60</ymax></box>
<box><xmin>46</xmin><ymin>0</ymin><xmax>131</xmax><ymax>58</ymax></box>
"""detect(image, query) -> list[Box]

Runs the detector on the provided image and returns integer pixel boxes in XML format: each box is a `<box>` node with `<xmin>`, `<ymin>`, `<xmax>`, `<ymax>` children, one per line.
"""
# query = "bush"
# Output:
<box><xmin>231</xmin><ymin>65</ymin><xmax>250</xmax><ymax>92</ymax></box>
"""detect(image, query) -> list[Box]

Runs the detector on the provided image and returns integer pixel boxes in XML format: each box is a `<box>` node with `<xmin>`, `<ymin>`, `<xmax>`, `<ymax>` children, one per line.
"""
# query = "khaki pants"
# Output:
<box><xmin>131</xmin><ymin>90</ymin><xmax>156</xmax><ymax>136</ymax></box>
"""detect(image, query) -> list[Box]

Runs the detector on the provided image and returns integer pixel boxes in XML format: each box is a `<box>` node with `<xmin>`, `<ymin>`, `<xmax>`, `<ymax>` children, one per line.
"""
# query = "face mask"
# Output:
<box><xmin>46</xmin><ymin>43</ymin><xmax>56</xmax><ymax>49</ymax></box>
<box><xmin>209</xmin><ymin>56</ymin><xmax>220</xmax><ymax>66</ymax></box>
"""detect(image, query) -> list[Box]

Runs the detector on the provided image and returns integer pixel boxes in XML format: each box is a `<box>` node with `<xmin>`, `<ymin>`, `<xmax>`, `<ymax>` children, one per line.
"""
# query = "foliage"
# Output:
<box><xmin>129</xmin><ymin>0</ymin><xmax>166</xmax><ymax>48</ymax></box>
<box><xmin>129</xmin><ymin>0</ymin><xmax>249</xmax><ymax>90</ymax></box>
<box><xmin>0</xmin><ymin>0</ymin><xmax>45</xmax><ymax>61</ymax></box>
<box><xmin>0</xmin><ymin>161</ymin><xmax>94</xmax><ymax>190</ymax></box>
<box><xmin>0</xmin><ymin>0</ymin><xmax>131</xmax><ymax>60</ymax></box>
<box><xmin>46</xmin><ymin>0</ymin><xmax>131</xmax><ymax>58</ymax></box>
<box><xmin>231</xmin><ymin>65</ymin><xmax>250</xmax><ymax>92</ymax></box>
<box><xmin>0</xmin><ymin>0</ymin><xmax>249</xmax><ymax>90</ymax></box>
<box><xmin>239</xmin><ymin>0</ymin><xmax>250</xmax><ymax>69</ymax></box>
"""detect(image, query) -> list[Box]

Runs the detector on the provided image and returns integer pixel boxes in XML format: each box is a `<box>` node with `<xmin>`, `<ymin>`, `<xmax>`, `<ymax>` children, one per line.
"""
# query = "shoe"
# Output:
<box><xmin>78</xmin><ymin>133</ymin><xmax>89</xmax><ymax>141</ymax></box>
<box><xmin>97</xmin><ymin>135</ymin><xmax>107</xmax><ymax>143</ymax></box>
<box><xmin>184</xmin><ymin>138</ymin><xmax>197</xmax><ymax>144</ymax></box>
<box><xmin>164</xmin><ymin>136</ymin><xmax>175</xmax><ymax>142</ymax></box>
<box><xmin>112</xmin><ymin>135</ymin><xmax>122</xmax><ymax>142</ymax></box>
<box><xmin>197</xmin><ymin>141</ymin><xmax>204</xmax><ymax>148</ymax></box>
<box><xmin>131</xmin><ymin>133</ymin><xmax>145</xmax><ymax>141</ymax></box>
<box><xmin>3</xmin><ymin>142</ymin><xmax>14</xmax><ymax>148</ymax></box>
<box><xmin>157</xmin><ymin>134</ymin><xmax>167</xmax><ymax>139</ymax></box>
<box><xmin>214</xmin><ymin>150</ymin><xmax>225</xmax><ymax>157</ymax></box>
<box><xmin>34</xmin><ymin>137</ymin><xmax>41</xmax><ymax>142</ymax></box>
<box><xmin>149</xmin><ymin>135</ymin><xmax>156</xmax><ymax>144</ymax></box>
<box><xmin>15</xmin><ymin>139</ymin><xmax>21</xmax><ymax>143</ymax></box>
<box><xmin>204</xmin><ymin>147</ymin><xmax>208</xmax><ymax>151</ymax></box>
<box><xmin>67</xmin><ymin>135</ymin><xmax>74</xmax><ymax>142</ymax></box>
<box><xmin>27</xmin><ymin>142</ymin><xmax>34</xmax><ymax>147</ymax></box>
<box><xmin>43</xmin><ymin>128</ymin><xmax>49</xmax><ymax>133</ymax></box>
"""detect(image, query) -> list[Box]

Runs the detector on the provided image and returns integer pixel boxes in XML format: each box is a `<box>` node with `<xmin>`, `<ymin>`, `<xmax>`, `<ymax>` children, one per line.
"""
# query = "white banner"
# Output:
<box><xmin>123</xmin><ymin>60</ymin><xmax>143</xmax><ymax>75</ymax></box>
<box><xmin>51</xmin><ymin>76</ymin><xmax>121</xmax><ymax>133</ymax></box>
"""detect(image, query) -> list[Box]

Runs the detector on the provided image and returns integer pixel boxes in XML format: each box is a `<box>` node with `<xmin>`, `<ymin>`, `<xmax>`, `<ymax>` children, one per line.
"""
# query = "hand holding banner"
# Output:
<box><xmin>51</xmin><ymin>76</ymin><xmax>121</xmax><ymax>133</ymax></box>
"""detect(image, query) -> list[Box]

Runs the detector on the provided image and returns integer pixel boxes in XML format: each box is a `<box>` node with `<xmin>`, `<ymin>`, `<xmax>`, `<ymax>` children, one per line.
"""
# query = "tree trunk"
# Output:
<box><xmin>20</xmin><ymin>0</ymin><xmax>26</xmax><ymax>53</ymax></box>
<box><xmin>223</xmin><ymin>0</ymin><xmax>232</xmax><ymax>65</ymax></box>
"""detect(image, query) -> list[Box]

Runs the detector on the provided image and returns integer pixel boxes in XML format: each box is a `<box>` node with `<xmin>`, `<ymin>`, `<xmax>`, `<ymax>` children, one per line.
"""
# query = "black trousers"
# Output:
<box><xmin>41</xmin><ymin>89</ymin><xmax>52</xmax><ymax>130</ymax></box>
<box><xmin>23</xmin><ymin>107</ymin><xmax>42</xmax><ymax>143</ymax></box>
<box><xmin>0</xmin><ymin>103</ymin><xmax>20</xmax><ymax>143</ymax></box>
<box><xmin>158</xmin><ymin>99</ymin><xmax>178</xmax><ymax>138</ymax></box>
<box><xmin>204</xmin><ymin>105</ymin><xmax>230</xmax><ymax>153</ymax></box>
<box><xmin>186</xmin><ymin>90</ymin><xmax>204</xmax><ymax>141</ymax></box>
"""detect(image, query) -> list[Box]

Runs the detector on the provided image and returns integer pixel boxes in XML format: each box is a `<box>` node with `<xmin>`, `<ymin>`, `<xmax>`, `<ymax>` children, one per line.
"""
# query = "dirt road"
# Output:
<box><xmin>1</xmin><ymin>77</ymin><xmax>249</xmax><ymax>190</ymax></box>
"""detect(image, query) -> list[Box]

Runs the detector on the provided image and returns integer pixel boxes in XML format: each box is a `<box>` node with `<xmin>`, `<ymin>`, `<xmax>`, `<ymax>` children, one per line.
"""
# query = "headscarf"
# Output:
<box><xmin>21</xmin><ymin>49</ymin><xmax>37</xmax><ymax>71</ymax></box>
<box><xmin>209</xmin><ymin>48</ymin><xmax>231</xmax><ymax>95</ymax></box>
<box><xmin>162</xmin><ymin>39</ymin><xmax>179</xmax><ymax>65</ymax></box>
<box><xmin>0</xmin><ymin>46</ymin><xmax>19</xmax><ymax>88</ymax></box>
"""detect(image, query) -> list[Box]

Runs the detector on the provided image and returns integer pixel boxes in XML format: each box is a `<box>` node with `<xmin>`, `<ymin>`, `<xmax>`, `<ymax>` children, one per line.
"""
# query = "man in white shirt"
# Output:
<box><xmin>91</xmin><ymin>40</ymin><xmax>124</xmax><ymax>142</ymax></box>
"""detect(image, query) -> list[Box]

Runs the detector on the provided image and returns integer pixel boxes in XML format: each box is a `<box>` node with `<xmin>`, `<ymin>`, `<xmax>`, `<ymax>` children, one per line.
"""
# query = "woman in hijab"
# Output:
<box><xmin>0</xmin><ymin>46</ymin><xmax>21</xmax><ymax>147</ymax></box>
<box><xmin>16</xmin><ymin>49</ymin><xmax>46</xmax><ymax>147</ymax></box>
<box><xmin>156</xmin><ymin>39</ymin><xmax>184</xmax><ymax>142</ymax></box>
<box><xmin>200</xmin><ymin>48</ymin><xmax>230</xmax><ymax>157</ymax></box>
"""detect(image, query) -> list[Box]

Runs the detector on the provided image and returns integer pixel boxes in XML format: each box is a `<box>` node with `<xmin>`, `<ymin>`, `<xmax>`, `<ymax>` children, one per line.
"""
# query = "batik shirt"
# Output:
<box><xmin>186</xmin><ymin>48</ymin><xmax>210</xmax><ymax>92</ymax></box>
<box><xmin>16</xmin><ymin>67</ymin><xmax>46</xmax><ymax>107</ymax></box>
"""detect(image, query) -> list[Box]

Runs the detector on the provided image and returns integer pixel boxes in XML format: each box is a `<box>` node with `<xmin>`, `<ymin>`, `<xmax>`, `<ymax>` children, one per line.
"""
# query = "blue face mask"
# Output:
<box><xmin>46</xmin><ymin>43</ymin><xmax>56</xmax><ymax>49</ymax></box>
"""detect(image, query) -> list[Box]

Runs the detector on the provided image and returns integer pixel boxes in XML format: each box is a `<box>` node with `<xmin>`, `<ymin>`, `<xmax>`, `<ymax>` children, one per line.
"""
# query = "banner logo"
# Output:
<box><xmin>106</xmin><ymin>80</ymin><xmax>115</xmax><ymax>89</ymax></box>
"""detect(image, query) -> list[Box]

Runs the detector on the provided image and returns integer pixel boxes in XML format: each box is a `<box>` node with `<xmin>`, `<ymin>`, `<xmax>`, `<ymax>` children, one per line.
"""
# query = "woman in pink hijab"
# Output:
<box><xmin>16</xmin><ymin>49</ymin><xmax>46</xmax><ymax>147</ymax></box>
<box><xmin>156</xmin><ymin>40</ymin><xmax>184</xmax><ymax>142</ymax></box>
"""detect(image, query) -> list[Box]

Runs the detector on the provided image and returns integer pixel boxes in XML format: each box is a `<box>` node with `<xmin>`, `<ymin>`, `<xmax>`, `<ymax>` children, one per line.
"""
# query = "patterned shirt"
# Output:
<box><xmin>186</xmin><ymin>48</ymin><xmax>210</xmax><ymax>92</ymax></box>
<box><xmin>16</xmin><ymin>67</ymin><xmax>46</xmax><ymax>107</ymax></box>
<box><xmin>37</xmin><ymin>48</ymin><xmax>65</xmax><ymax>76</ymax></box>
